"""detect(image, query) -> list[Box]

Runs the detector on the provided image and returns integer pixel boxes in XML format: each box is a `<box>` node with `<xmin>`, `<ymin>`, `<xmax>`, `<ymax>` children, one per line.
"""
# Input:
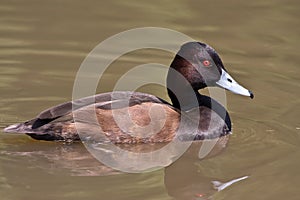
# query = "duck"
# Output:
<box><xmin>3</xmin><ymin>42</ymin><xmax>253</xmax><ymax>143</ymax></box>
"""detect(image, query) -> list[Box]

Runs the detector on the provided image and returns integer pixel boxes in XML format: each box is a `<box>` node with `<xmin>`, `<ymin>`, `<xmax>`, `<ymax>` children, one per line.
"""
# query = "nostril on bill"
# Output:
<box><xmin>227</xmin><ymin>78</ymin><xmax>232</xmax><ymax>83</ymax></box>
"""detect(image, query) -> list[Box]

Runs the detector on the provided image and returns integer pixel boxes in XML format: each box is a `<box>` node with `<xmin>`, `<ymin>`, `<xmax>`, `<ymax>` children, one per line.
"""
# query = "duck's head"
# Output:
<box><xmin>168</xmin><ymin>42</ymin><xmax>254</xmax><ymax>98</ymax></box>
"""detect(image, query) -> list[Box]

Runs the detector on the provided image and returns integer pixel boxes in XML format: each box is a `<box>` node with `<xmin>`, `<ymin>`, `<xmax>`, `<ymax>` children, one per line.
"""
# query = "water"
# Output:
<box><xmin>0</xmin><ymin>0</ymin><xmax>299</xmax><ymax>199</ymax></box>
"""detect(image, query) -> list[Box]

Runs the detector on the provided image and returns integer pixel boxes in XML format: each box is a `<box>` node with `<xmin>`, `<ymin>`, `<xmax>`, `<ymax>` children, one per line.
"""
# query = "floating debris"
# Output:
<box><xmin>212</xmin><ymin>176</ymin><xmax>249</xmax><ymax>191</ymax></box>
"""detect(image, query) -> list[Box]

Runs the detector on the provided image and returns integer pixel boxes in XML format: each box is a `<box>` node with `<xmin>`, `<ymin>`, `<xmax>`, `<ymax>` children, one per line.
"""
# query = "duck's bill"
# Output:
<box><xmin>216</xmin><ymin>69</ymin><xmax>254</xmax><ymax>99</ymax></box>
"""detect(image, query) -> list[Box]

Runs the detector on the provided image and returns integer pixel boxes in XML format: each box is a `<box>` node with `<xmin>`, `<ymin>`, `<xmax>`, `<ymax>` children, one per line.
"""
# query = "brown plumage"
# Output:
<box><xmin>4</xmin><ymin>42</ymin><xmax>253</xmax><ymax>143</ymax></box>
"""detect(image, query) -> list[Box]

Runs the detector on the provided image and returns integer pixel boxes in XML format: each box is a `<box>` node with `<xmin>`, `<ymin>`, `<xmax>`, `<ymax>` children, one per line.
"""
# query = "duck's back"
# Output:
<box><xmin>4</xmin><ymin>91</ymin><xmax>229</xmax><ymax>142</ymax></box>
<box><xmin>4</xmin><ymin>92</ymin><xmax>175</xmax><ymax>141</ymax></box>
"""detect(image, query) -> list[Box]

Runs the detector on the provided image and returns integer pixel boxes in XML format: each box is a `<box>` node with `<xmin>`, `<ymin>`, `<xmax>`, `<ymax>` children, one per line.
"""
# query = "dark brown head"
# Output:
<box><xmin>168</xmin><ymin>42</ymin><xmax>224</xmax><ymax>89</ymax></box>
<box><xmin>167</xmin><ymin>42</ymin><xmax>253</xmax><ymax>98</ymax></box>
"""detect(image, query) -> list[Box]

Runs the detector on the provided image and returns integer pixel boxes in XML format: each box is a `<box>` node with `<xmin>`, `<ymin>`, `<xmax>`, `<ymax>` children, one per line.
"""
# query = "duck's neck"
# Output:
<box><xmin>166</xmin><ymin>65</ymin><xmax>204</xmax><ymax>111</ymax></box>
<box><xmin>167</xmin><ymin>87</ymin><xmax>200</xmax><ymax>111</ymax></box>
<box><xmin>167</xmin><ymin>87</ymin><xmax>232</xmax><ymax>131</ymax></box>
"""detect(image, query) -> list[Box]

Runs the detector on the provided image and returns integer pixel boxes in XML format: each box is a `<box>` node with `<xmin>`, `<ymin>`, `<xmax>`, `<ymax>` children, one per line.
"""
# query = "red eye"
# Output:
<box><xmin>202</xmin><ymin>60</ymin><xmax>211</xmax><ymax>67</ymax></box>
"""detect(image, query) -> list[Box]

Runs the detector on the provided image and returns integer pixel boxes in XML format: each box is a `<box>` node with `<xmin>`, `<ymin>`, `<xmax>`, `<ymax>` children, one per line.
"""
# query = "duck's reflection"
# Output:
<box><xmin>1</xmin><ymin>135</ymin><xmax>229</xmax><ymax>199</ymax></box>
<box><xmin>164</xmin><ymin>136</ymin><xmax>229</xmax><ymax>200</ymax></box>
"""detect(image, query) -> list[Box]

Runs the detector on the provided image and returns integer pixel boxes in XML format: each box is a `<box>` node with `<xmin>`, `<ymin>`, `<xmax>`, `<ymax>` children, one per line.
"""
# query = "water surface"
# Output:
<box><xmin>0</xmin><ymin>0</ymin><xmax>299</xmax><ymax>199</ymax></box>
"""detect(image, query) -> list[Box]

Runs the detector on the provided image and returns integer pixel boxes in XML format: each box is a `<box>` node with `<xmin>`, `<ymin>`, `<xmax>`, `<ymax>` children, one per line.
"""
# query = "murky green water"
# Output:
<box><xmin>0</xmin><ymin>0</ymin><xmax>299</xmax><ymax>199</ymax></box>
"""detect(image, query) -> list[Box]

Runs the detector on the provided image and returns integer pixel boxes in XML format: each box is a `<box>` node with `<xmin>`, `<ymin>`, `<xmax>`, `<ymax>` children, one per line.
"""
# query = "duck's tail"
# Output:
<box><xmin>3</xmin><ymin>120</ymin><xmax>35</xmax><ymax>134</ymax></box>
<box><xmin>3</xmin><ymin>120</ymin><xmax>77</xmax><ymax>141</ymax></box>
